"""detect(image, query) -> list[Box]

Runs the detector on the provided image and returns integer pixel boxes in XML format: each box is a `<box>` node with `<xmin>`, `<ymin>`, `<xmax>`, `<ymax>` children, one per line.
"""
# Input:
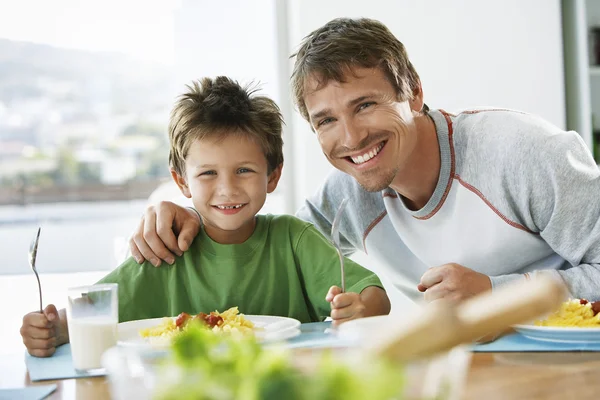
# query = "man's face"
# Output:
<box><xmin>303</xmin><ymin>67</ymin><xmax>418</xmax><ymax>192</ymax></box>
<box><xmin>173</xmin><ymin>134</ymin><xmax>280</xmax><ymax>243</ymax></box>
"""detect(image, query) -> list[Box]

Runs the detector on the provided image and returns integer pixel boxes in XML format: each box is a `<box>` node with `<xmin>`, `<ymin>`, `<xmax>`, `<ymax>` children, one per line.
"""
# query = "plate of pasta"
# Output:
<box><xmin>513</xmin><ymin>299</ymin><xmax>600</xmax><ymax>343</ymax></box>
<box><xmin>117</xmin><ymin>307</ymin><xmax>301</xmax><ymax>348</ymax></box>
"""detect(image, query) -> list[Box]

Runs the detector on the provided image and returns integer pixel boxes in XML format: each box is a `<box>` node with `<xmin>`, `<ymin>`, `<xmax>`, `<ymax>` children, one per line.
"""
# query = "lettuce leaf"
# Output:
<box><xmin>153</xmin><ymin>322</ymin><xmax>404</xmax><ymax>400</ymax></box>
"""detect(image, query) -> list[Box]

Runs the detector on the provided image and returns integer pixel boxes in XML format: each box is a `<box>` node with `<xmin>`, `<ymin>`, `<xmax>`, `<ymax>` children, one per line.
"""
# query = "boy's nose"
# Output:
<box><xmin>216</xmin><ymin>176</ymin><xmax>240</xmax><ymax>197</ymax></box>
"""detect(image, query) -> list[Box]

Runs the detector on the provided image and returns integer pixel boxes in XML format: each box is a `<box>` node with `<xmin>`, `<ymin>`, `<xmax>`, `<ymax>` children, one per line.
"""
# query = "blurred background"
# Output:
<box><xmin>0</xmin><ymin>0</ymin><xmax>596</xmax><ymax>352</ymax></box>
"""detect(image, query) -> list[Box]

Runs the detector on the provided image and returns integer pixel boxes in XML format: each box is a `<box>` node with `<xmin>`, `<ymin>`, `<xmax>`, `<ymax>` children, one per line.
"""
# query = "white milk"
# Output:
<box><xmin>68</xmin><ymin>317</ymin><xmax>117</xmax><ymax>371</ymax></box>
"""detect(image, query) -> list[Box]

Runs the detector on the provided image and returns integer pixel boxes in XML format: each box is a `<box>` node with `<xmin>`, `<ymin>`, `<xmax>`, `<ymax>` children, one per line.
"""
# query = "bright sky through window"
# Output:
<box><xmin>0</xmin><ymin>0</ymin><xmax>177</xmax><ymax>64</ymax></box>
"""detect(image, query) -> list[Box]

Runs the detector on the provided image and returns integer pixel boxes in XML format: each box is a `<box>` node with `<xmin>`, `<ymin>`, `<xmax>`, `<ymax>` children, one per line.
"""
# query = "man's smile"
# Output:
<box><xmin>343</xmin><ymin>141</ymin><xmax>387</xmax><ymax>167</ymax></box>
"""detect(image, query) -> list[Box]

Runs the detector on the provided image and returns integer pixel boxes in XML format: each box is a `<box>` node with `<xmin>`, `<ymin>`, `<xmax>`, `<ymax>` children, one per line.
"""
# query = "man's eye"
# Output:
<box><xmin>358</xmin><ymin>102</ymin><xmax>375</xmax><ymax>111</ymax></box>
<box><xmin>318</xmin><ymin>117</ymin><xmax>334</xmax><ymax>127</ymax></box>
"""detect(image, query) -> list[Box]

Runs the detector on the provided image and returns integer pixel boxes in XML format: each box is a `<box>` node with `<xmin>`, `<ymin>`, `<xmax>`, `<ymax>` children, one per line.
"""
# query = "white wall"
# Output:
<box><xmin>284</xmin><ymin>0</ymin><xmax>566</xmax><ymax>210</ymax></box>
<box><xmin>173</xmin><ymin>0</ymin><xmax>279</xmax><ymax>97</ymax></box>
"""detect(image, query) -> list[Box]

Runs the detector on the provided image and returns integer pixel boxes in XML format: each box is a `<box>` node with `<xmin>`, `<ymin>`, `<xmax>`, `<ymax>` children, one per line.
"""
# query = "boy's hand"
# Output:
<box><xmin>326</xmin><ymin>286</ymin><xmax>367</xmax><ymax>326</ymax></box>
<box><xmin>20</xmin><ymin>304</ymin><xmax>68</xmax><ymax>357</ymax></box>
<box><xmin>130</xmin><ymin>201</ymin><xmax>201</xmax><ymax>267</ymax></box>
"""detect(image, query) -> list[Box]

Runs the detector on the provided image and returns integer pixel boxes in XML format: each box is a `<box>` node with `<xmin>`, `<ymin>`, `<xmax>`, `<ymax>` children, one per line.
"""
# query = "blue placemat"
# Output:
<box><xmin>25</xmin><ymin>344</ymin><xmax>106</xmax><ymax>382</ymax></box>
<box><xmin>25</xmin><ymin>324</ymin><xmax>341</xmax><ymax>381</ymax></box>
<box><xmin>473</xmin><ymin>333</ymin><xmax>600</xmax><ymax>352</ymax></box>
<box><xmin>284</xmin><ymin>321</ymin><xmax>353</xmax><ymax>349</ymax></box>
<box><xmin>292</xmin><ymin>324</ymin><xmax>600</xmax><ymax>352</ymax></box>
<box><xmin>31</xmin><ymin>326</ymin><xmax>590</xmax><ymax>381</ymax></box>
<box><xmin>0</xmin><ymin>384</ymin><xmax>56</xmax><ymax>400</ymax></box>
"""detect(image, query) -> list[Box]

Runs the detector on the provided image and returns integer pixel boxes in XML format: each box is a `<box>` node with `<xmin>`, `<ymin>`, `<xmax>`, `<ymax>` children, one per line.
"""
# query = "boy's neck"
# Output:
<box><xmin>202</xmin><ymin>216</ymin><xmax>258</xmax><ymax>244</ymax></box>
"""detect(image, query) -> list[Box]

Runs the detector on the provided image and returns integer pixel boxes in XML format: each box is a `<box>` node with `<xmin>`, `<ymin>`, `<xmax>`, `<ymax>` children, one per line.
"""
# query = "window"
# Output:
<box><xmin>0</xmin><ymin>0</ymin><xmax>286</xmax><ymax>354</ymax></box>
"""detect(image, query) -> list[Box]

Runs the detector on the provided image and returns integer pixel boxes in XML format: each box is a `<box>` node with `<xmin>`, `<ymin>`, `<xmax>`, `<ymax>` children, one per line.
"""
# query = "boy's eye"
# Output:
<box><xmin>358</xmin><ymin>102</ymin><xmax>375</xmax><ymax>111</ymax></box>
<box><xmin>199</xmin><ymin>171</ymin><xmax>216</xmax><ymax>176</ymax></box>
<box><xmin>237</xmin><ymin>167</ymin><xmax>253</xmax><ymax>174</ymax></box>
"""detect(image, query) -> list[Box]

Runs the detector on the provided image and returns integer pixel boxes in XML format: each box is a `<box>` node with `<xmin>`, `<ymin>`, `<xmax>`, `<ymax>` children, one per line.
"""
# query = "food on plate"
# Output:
<box><xmin>152</xmin><ymin>323</ymin><xmax>405</xmax><ymax>400</ymax></box>
<box><xmin>139</xmin><ymin>306</ymin><xmax>254</xmax><ymax>344</ymax></box>
<box><xmin>535</xmin><ymin>299</ymin><xmax>600</xmax><ymax>327</ymax></box>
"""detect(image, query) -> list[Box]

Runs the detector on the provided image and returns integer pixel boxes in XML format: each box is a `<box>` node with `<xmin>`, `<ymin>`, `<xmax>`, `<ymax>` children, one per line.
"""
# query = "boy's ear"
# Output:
<box><xmin>267</xmin><ymin>163</ymin><xmax>283</xmax><ymax>194</ymax></box>
<box><xmin>170</xmin><ymin>169</ymin><xmax>192</xmax><ymax>198</ymax></box>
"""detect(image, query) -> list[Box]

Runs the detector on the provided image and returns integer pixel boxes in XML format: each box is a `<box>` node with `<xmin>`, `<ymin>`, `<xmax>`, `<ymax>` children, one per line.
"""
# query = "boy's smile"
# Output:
<box><xmin>172</xmin><ymin>133</ymin><xmax>281</xmax><ymax>244</ymax></box>
<box><xmin>212</xmin><ymin>203</ymin><xmax>247</xmax><ymax>214</ymax></box>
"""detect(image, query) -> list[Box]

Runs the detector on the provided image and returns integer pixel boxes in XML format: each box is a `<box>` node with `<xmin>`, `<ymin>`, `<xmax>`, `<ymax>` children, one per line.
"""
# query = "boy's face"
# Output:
<box><xmin>172</xmin><ymin>133</ymin><xmax>281</xmax><ymax>244</ymax></box>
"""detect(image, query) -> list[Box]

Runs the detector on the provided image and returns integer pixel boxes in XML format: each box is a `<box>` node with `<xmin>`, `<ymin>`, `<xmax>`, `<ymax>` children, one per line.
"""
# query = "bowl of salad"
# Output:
<box><xmin>103</xmin><ymin>321</ymin><xmax>470</xmax><ymax>400</ymax></box>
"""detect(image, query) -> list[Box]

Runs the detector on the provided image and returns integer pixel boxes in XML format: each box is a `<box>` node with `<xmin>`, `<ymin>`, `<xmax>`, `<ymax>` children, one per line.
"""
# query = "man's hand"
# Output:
<box><xmin>20</xmin><ymin>305</ymin><xmax>69</xmax><ymax>357</ymax></box>
<box><xmin>129</xmin><ymin>201</ymin><xmax>201</xmax><ymax>267</ymax></box>
<box><xmin>417</xmin><ymin>263</ymin><xmax>492</xmax><ymax>303</ymax></box>
<box><xmin>326</xmin><ymin>286</ymin><xmax>367</xmax><ymax>326</ymax></box>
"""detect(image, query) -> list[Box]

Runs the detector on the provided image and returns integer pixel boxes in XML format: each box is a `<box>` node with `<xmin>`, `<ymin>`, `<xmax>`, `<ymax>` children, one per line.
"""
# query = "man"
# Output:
<box><xmin>130</xmin><ymin>17</ymin><xmax>600</xmax><ymax>303</ymax></box>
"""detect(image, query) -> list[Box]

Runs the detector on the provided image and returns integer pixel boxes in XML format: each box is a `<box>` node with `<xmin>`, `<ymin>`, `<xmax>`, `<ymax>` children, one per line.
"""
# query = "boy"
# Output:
<box><xmin>20</xmin><ymin>76</ymin><xmax>390</xmax><ymax>357</ymax></box>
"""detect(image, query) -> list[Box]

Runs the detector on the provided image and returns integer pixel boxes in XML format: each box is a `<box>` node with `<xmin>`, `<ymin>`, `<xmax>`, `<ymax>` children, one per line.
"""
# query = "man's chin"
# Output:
<box><xmin>357</xmin><ymin>181</ymin><xmax>391</xmax><ymax>192</ymax></box>
<box><xmin>352</xmin><ymin>172</ymin><xmax>394</xmax><ymax>193</ymax></box>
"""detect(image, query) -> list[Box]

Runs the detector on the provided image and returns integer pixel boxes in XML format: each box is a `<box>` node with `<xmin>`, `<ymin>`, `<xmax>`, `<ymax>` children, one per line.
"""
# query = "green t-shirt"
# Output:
<box><xmin>98</xmin><ymin>214</ymin><xmax>383</xmax><ymax>323</ymax></box>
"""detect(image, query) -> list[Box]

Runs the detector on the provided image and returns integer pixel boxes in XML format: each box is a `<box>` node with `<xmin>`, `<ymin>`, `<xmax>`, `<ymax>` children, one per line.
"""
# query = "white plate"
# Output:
<box><xmin>336</xmin><ymin>314</ymin><xmax>396</xmax><ymax>344</ymax></box>
<box><xmin>513</xmin><ymin>324</ymin><xmax>600</xmax><ymax>343</ymax></box>
<box><xmin>118</xmin><ymin>315</ymin><xmax>301</xmax><ymax>348</ymax></box>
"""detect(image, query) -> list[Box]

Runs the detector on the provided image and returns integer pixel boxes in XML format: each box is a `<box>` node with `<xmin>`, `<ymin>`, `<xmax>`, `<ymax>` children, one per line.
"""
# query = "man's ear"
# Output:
<box><xmin>408</xmin><ymin>80</ymin><xmax>425</xmax><ymax>113</ymax></box>
<box><xmin>170</xmin><ymin>169</ymin><xmax>191</xmax><ymax>198</ymax></box>
<box><xmin>267</xmin><ymin>163</ymin><xmax>283</xmax><ymax>194</ymax></box>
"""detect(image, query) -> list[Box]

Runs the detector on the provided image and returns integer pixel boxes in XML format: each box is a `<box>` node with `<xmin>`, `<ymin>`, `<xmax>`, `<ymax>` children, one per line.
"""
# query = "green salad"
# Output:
<box><xmin>152</xmin><ymin>323</ymin><xmax>405</xmax><ymax>400</ymax></box>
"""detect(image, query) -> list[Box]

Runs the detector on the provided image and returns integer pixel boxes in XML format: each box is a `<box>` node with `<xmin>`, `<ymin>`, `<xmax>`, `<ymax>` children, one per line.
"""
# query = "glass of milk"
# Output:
<box><xmin>66</xmin><ymin>283</ymin><xmax>118</xmax><ymax>373</ymax></box>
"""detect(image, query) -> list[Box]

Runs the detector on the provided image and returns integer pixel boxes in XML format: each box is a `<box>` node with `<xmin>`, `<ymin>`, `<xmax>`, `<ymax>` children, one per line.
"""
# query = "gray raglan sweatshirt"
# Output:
<box><xmin>297</xmin><ymin>108</ymin><xmax>600</xmax><ymax>301</ymax></box>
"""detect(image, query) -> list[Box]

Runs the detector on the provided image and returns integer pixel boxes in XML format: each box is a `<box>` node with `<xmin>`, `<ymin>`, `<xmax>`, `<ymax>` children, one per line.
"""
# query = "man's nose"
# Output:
<box><xmin>340</xmin><ymin>118</ymin><xmax>368</xmax><ymax>149</ymax></box>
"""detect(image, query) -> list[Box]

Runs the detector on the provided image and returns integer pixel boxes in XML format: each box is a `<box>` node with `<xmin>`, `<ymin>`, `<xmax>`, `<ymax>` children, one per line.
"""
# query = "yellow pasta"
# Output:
<box><xmin>139</xmin><ymin>317</ymin><xmax>178</xmax><ymax>340</ymax></box>
<box><xmin>215</xmin><ymin>306</ymin><xmax>255</xmax><ymax>334</ymax></box>
<box><xmin>535</xmin><ymin>299</ymin><xmax>600</xmax><ymax>328</ymax></box>
<box><xmin>139</xmin><ymin>306</ymin><xmax>255</xmax><ymax>344</ymax></box>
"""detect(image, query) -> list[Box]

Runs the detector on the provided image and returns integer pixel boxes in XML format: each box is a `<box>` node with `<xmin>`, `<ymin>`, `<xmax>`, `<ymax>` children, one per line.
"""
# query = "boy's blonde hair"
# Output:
<box><xmin>168</xmin><ymin>77</ymin><xmax>284</xmax><ymax>175</ymax></box>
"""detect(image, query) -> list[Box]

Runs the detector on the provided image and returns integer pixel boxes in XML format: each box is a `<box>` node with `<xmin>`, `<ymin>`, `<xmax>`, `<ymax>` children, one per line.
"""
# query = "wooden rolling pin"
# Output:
<box><xmin>370</xmin><ymin>275</ymin><xmax>567</xmax><ymax>362</ymax></box>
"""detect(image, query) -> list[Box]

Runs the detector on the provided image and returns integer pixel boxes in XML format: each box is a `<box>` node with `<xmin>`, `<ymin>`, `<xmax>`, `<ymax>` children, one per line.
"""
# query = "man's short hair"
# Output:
<box><xmin>291</xmin><ymin>17</ymin><xmax>423</xmax><ymax>122</ymax></box>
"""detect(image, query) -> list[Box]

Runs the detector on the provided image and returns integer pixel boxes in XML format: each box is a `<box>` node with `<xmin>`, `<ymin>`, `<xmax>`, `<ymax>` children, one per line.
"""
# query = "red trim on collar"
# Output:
<box><xmin>414</xmin><ymin>109</ymin><xmax>456</xmax><ymax>220</ymax></box>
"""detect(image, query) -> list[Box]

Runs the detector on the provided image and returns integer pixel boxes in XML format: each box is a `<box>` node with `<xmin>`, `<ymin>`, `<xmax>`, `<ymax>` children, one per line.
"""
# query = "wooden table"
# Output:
<box><xmin>3</xmin><ymin>352</ymin><xmax>600</xmax><ymax>399</ymax></box>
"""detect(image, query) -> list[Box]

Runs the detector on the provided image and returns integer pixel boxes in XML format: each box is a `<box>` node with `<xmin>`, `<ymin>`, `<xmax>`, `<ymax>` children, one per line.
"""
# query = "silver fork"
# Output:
<box><xmin>29</xmin><ymin>227</ymin><xmax>43</xmax><ymax>313</ymax></box>
<box><xmin>331</xmin><ymin>198</ymin><xmax>349</xmax><ymax>292</ymax></box>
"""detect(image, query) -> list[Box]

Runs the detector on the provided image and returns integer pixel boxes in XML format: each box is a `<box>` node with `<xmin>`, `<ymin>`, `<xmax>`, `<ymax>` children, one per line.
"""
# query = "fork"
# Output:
<box><xmin>331</xmin><ymin>198</ymin><xmax>349</xmax><ymax>292</ymax></box>
<box><xmin>29</xmin><ymin>227</ymin><xmax>43</xmax><ymax>313</ymax></box>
